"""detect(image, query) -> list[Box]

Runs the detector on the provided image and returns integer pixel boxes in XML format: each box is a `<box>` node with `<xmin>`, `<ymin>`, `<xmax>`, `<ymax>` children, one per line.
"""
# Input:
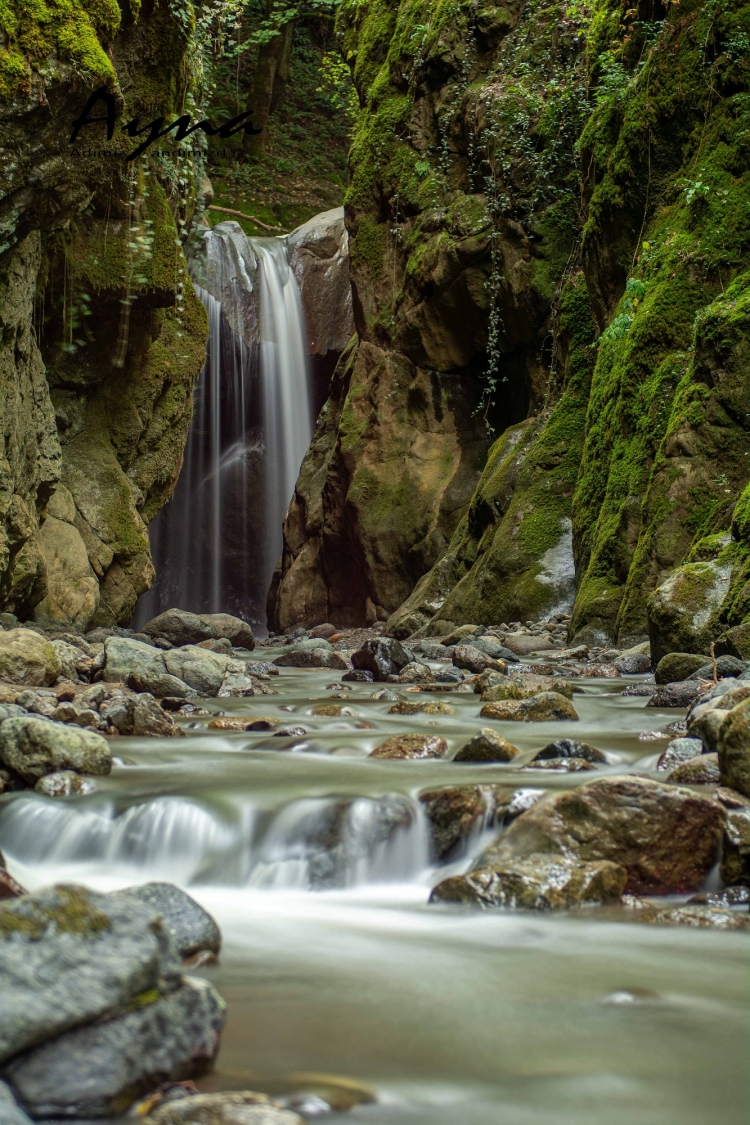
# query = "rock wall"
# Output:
<box><xmin>0</xmin><ymin>0</ymin><xmax>208</xmax><ymax>630</ymax></box>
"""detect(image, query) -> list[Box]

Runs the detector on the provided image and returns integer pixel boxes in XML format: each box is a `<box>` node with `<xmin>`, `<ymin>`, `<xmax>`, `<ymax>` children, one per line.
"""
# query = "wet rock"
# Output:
<box><xmin>717</xmin><ymin>698</ymin><xmax>750</xmax><ymax>796</ymax></box>
<box><xmin>480</xmin><ymin>692</ymin><xmax>579</xmax><ymax>722</ymax></box>
<box><xmin>656</xmin><ymin>737</ymin><xmax>704</xmax><ymax>772</ymax></box>
<box><xmin>647</xmin><ymin>561</ymin><xmax>732</xmax><ymax>665</ymax></box>
<box><xmin>342</xmin><ymin>669</ymin><xmax>374</xmax><ymax>682</ymax></box>
<box><xmin>435</xmin><ymin>667</ymin><xmax>464</xmax><ymax>683</ymax></box>
<box><xmin>370</xmin><ymin>688</ymin><xmax>398</xmax><ymax>700</ymax></box>
<box><xmin>654</xmin><ymin>653</ymin><xmax>710</xmax><ymax>684</ymax></box>
<box><xmin>715</xmin><ymin>623</ymin><xmax>750</xmax><ymax>661</ymax></box>
<box><xmin>104</xmin><ymin>637</ymin><xmax>168</xmax><ymax>683</ymax></box>
<box><xmin>579</xmin><ymin>663</ymin><xmax>621</xmax><ymax>678</ymax></box>
<box><xmin>621</xmin><ymin>683</ymin><xmax>657</xmax><ymax>697</ymax></box>
<box><xmin>273</xmin><ymin>727</ymin><xmax>308</xmax><ymax>738</ymax></box>
<box><xmin>0</xmin><ymin>1080</ymin><xmax>33</xmax><ymax>1125</ymax></box>
<box><xmin>688</xmin><ymin>655</ymin><xmax>747</xmax><ymax>681</ymax></box>
<box><xmin>419</xmin><ymin>785</ymin><xmax>512</xmax><ymax>859</ymax></box>
<box><xmin>4</xmin><ymin>976</ymin><xmax>226</xmax><ymax>1119</ymax></box>
<box><xmin>533</xmin><ymin>738</ymin><xmax>607</xmax><ymax>763</ymax></box>
<box><xmin>397</xmin><ymin>662</ymin><xmax>436</xmax><ymax>684</ymax></box>
<box><xmin>104</xmin><ymin>693</ymin><xmax>181</xmax><ymax>737</ymax></box>
<box><xmin>163</xmin><ymin>647</ymin><xmax>237</xmax><ymax>696</ymax></box>
<box><xmin>34</xmin><ymin>771</ymin><xmax>98</xmax><ymax>797</ymax></box>
<box><xmin>668</xmin><ymin>753</ymin><xmax>720</xmax><ymax>785</ymax></box>
<box><xmin>636</xmin><ymin>905</ymin><xmax>750</xmax><ymax>929</ymax></box>
<box><xmin>715</xmin><ymin>785</ymin><xmax>750</xmax><ymax>809</ymax></box>
<box><xmin>127</xmin><ymin>670</ymin><xmax>197</xmax><ymax>700</ymax></box>
<box><xmin>481</xmin><ymin>676</ymin><xmax>573</xmax><ymax>702</ymax></box>
<box><xmin>474</xmin><ymin>669</ymin><xmax>506</xmax><ymax>694</ymax></box>
<box><xmin>274</xmin><ymin>649</ymin><xmax>348</xmax><ymax>670</ymax></box>
<box><xmin>453</xmin><ymin>728</ymin><xmax>520</xmax><ymax>763</ymax></box>
<box><xmin>430</xmin><ymin>854</ymin><xmax>626</xmax><ymax>910</ymax></box>
<box><xmin>0</xmin><ymin>885</ymin><xmax>184</xmax><ymax>1064</ymax></box>
<box><xmin>688</xmin><ymin>885</ymin><xmax>750</xmax><ymax>906</ymax></box>
<box><xmin>143</xmin><ymin>1091</ymin><xmax>304</xmax><ymax>1125</ymax></box>
<box><xmin>369</xmin><ymin>734</ymin><xmax>448</xmax><ymax>760</ymax></box>
<box><xmin>113</xmin><ymin>884</ymin><xmax>221</xmax><ymax>959</ymax></box>
<box><xmin>0</xmin><ymin>716</ymin><xmax>111</xmax><ymax>781</ymax></box>
<box><xmin>452</xmin><ymin>644</ymin><xmax>507</xmax><ymax>675</ymax></box>
<box><xmin>141</xmin><ymin>609</ymin><xmax>254</xmax><ymax>649</ymax></box>
<box><xmin>524</xmin><ymin>757</ymin><xmax>596</xmax><ymax>772</ymax></box>
<box><xmin>686</xmin><ymin>700</ymin><xmax>731</xmax><ymax>752</ymax></box>
<box><xmin>613</xmin><ymin>653</ymin><xmax>652</xmax><ymax>674</ymax></box>
<box><xmin>483</xmin><ymin>776</ymin><xmax>724</xmax><ymax>894</ymax></box>
<box><xmin>501</xmin><ymin>633</ymin><xmax>557</xmax><ymax>656</ymax></box>
<box><xmin>0</xmin><ymin>630</ymin><xmax>61</xmax><ymax>687</ymax></box>
<box><xmin>646</xmin><ymin>681</ymin><xmax>705</xmax><ymax>709</ymax></box>
<box><xmin>351</xmin><ymin>637</ymin><xmax>412</xmax><ymax>681</ymax></box>
<box><xmin>218</xmin><ymin>671</ymin><xmax>276</xmax><ymax>697</ymax></box>
<box><xmin>720</xmin><ymin>806</ymin><xmax>750</xmax><ymax>886</ymax></box>
<box><xmin>465</xmin><ymin>637</ymin><xmax>514</xmax><ymax>661</ymax></box>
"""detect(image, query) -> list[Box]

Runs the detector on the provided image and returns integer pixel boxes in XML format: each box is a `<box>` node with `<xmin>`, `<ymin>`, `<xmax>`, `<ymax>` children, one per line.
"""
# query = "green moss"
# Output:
<box><xmin>0</xmin><ymin>886</ymin><xmax>110</xmax><ymax>941</ymax></box>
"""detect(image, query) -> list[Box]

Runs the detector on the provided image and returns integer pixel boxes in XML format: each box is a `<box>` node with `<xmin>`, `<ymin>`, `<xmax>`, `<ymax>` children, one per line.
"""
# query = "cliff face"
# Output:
<box><xmin>0</xmin><ymin>0</ymin><xmax>207</xmax><ymax>629</ymax></box>
<box><xmin>280</xmin><ymin>0</ymin><xmax>750</xmax><ymax>645</ymax></box>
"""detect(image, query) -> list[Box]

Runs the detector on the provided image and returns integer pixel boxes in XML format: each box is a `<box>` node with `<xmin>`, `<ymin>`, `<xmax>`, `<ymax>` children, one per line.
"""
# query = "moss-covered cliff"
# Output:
<box><xmin>0</xmin><ymin>0</ymin><xmax>208</xmax><ymax>628</ymax></box>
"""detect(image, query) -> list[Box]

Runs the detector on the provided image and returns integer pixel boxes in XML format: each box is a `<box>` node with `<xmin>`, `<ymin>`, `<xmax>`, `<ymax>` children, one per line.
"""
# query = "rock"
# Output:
<box><xmin>369</xmin><ymin>734</ymin><xmax>448</xmax><ymax>760</ymax></box>
<box><xmin>104</xmin><ymin>637</ymin><xmax>168</xmax><ymax>683</ymax></box>
<box><xmin>273</xmin><ymin>648</ymin><xmax>348</xmax><ymax>670</ymax></box>
<box><xmin>453</xmin><ymin>729</ymin><xmax>520</xmax><ymax>763</ymax></box>
<box><xmin>435</xmin><ymin>667</ymin><xmax>464</xmax><ymax>683</ymax></box>
<box><xmin>483</xmin><ymin>776</ymin><xmax>724</xmax><ymax>894</ymax></box>
<box><xmin>480</xmin><ymin>692</ymin><xmax>579</xmax><ymax>722</ymax></box>
<box><xmin>533</xmin><ymin>739</ymin><xmax>607</xmax><ymax>763</ymax></box>
<box><xmin>0</xmin><ymin>1081</ymin><xmax>33</xmax><ymax>1125</ymax></box>
<box><xmin>465</xmin><ymin>637</ymin><xmax>512</xmax><ymax>660</ymax></box>
<box><xmin>49</xmin><ymin>640</ymin><xmax>82</xmax><ymax>682</ymax></box>
<box><xmin>656</xmin><ymin>738</ymin><xmax>704</xmax><ymax>772</ymax></box>
<box><xmin>199</xmin><ymin>614</ymin><xmax>255</xmax><ymax>649</ymax></box>
<box><xmin>310</xmin><ymin>624</ymin><xmax>337</xmax><ymax>639</ymax></box>
<box><xmin>668</xmin><ymin>753</ymin><xmax>720</xmax><ymax>785</ymax></box>
<box><xmin>647</xmin><ymin>561</ymin><xmax>732</xmax><ymax>665</ymax></box>
<box><xmin>430</xmin><ymin>854</ymin><xmax>626</xmax><ymax>909</ymax></box>
<box><xmin>106</xmin><ymin>693</ymin><xmax>182</xmax><ymax>737</ymax></box>
<box><xmin>141</xmin><ymin>609</ymin><xmax>253</xmax><ymax>649</ymax></box>
<box><xmin>113</xmin><ymin>884</ymin><xmax>221</xmax><ymax>959</ymax></box>
<box><xmin>525</xmin><ymin>757</ymin><xmax>596</xmax><ymax>772</ymax></box>
<box><xmin>621</xmin><ymin>683</ymin><xmax>657</xmax><ymax>696</ymax></box>
<box><xmin>719</xmin><ymin>807</ymin><xmax>750</xmax><ymax>886</ymax></box>
<box><xmin>419</xmin><ymin>785</ymin><xmax>512</xmax><ymax>859</ymax></box>
<box><xmin>127</xmin><ymin>671</ymin><xmax>196</xmax><ymax>700</ymax></box>
<box><xmin>34</xmin><ymin>771</ymin><xmax>98</xmax><ymax>797</ymax></box>
<box><xmin>14</xmin><ymin>690</ymin><xmax>55</xmax><ymax>717</ymax></box>
<box><xmin>351</xmin><ymin>637</ymin><xmax>412</xmax><ymax>680</ymax></box>
<box><xmin>288</xmin><ymin>205</ymin><xmax>354</xmax><ymax>358</ymax></box>
<box><xmin>163</xmin><ymin>647</ymin><xmax>236</xmax><ymax>696</ymax></box>
<box><xmin>144</xmin><ymin>1091</ymin><xmax>304</xmax><ymax>1125</ymax></box>
<box><xmin>422</xmin><ymin>701</ymin><xmax>456</xmax><ymax>715</ymax></box>
<box><xmin>689</xmin><ymin>885</ymin><xmax>750</xmax><ymax>906</ymax></box>
<box><xmin>646</xmin><ymin>681</ymin><xmax>705</xmax><ymax>708</ymax></box>
<box><xmin>342</xmin><ymin>669</ymin><xmax>375</xmax><ymax>682</ymax></box>
<box><xmin>452</xmin><ymin>644</ymin><xmax>507</xmax><ymax>675</ymax></box>
<box><xmin>715</xmin><ymin>623</ymin><xmax>750</xmax><ymax>661</ymax></box>
<box><xmin>579</xmin><ymin>663</ymin><xmax>621</xmax><ymax>678</ymax></box>
<box><xmin>288</xmin><ymin>637</ymin><xmax>332</xmax><ymax>651</ymax></box>
<box><xmin>654</xmin><ymin>652</ymin><xmax>708</xmax><ymax>684</ymax></box>
<box><xmin>717</xmin><ymin>698</ymin><xmax>750</xmax><ymax>796</ymax></box>
<box><xmin>501</xmin><ymin>633</ymin><xmax>557</xmax><ymax>656</ymax></box>
<box><xmin>481</xmin><ymin>676</ymin><xmax>573</xmax><ymax>702</ymax></box>
<box><xmin>218</xmin><ymin>671</ymin><xmax>276</xmax><ymax>697</ymax></box>
<box><xmin>688</xmin><ymin>655</ymin><xmax>747</xmax><ymax>681</ymax></box>
<box><xmin>474</xmin><ymin>669</ymin><xmax>507</xmax><ymax>694</ymax></box>
<box><xmin>0</xmin><ymin>717</ymin><xmax>111</xmax><ymax>781</ymax></box>
<box><xmin>4</xmin><ymin>976</ymin><xmax>226</xmax><ymax>1119</ymax></box>
<box><xmin>613</xmin><ymin>653</ymin><xmax>652</xmax><ymax>674</ymax></box>
<box><xmin>637</xmin><ymin>905</ymin><xmax>750</xmax><ymax>930</ymax></box>
<box><xmin>196</xmin><ymin>638</ymin><xmax>233</xmax><ymax>654</ymax></box>
<box><xmin>0</xmin><ymin>885</ymin><xmax>184</xmax><ymax>1065</ymax></box>
<box><xmin>0</xmin><ymin>630</ymin><xmax>61</xmax><ymax>687</ymax></box>
<box><xmin>370</xmin><ymin>687</ymin><xmax>398</xmax><ymax>700</ymax></box>
<box><xmin>714</xmin><ymin>786</ymin><xmax>750</xmax><ymax>810</ymax></box>
<box><xmin>397</xmin><ymin>662</ymin><xmax>436</xmax><ymax>684</ymax></box>
<box><xmin>441</xmin><ymin>625</ymin><xmax>482</xmax><ymax>646</ymax></box>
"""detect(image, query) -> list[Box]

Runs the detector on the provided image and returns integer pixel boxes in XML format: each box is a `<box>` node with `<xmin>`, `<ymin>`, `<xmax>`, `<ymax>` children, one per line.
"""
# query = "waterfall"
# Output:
<box><xmin>134</xmin><ymin>224</ymin><xmax>313</xmax><ymax>633</ymax></box>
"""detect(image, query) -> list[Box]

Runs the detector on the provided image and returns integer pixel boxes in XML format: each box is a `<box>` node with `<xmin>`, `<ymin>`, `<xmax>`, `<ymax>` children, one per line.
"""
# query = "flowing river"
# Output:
<box><xmin>0</xmin><ymin>653</ymin><xmax>747</xmax><ymax>1124</ymax></box>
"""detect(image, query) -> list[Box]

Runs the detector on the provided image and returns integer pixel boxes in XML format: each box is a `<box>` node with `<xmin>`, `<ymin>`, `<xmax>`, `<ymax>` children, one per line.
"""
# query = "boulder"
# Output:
<box><xmin>647</xmin><ymin>561</ymin><xmax>732</xmax><ymax>665</ymax></box>
<box><xmin>717</xmin><ymin>698</ymin><xmax>750</xmax><ymax>796</ymax></box>
<box><xmin>452</xmin><ymin>644</ymin><xmax>506</xmax><ymax>675</ymax></box>
<box><xmin>430</xmin><ymin>854</ymin><xmax>626</xmax><ymax>909</ymax></box>
<box><xmin>654</xmin><ymin>653</ymin><xmax>708</xmax><ymax>684</ymax></box>
<box><xmin>720</xmin><ymin>807</ymin><xmax>750</xmax><ymax>886</ymax></box>
<box><xmin>687</xmin><ymin>699</ymin><xmax>731</xmax><ymax>752</ymax></box>
<box><xmin>635</xmin><ymin>904</ymin><xmax>750</xmax><ymax>929</ymax></box>
<box><xmin>690</xmin><ymin>656</ymin><xmax>748</xmax><ymax>681</ymax></box>
<box><xmin>163</xmin><ymin>647</ymin><xmax>236</xmax><ymax>696</ymax></box>
<box><xmin>481</xmin><ymin>676</ymin><xmax>573</xmax><ymax>702</ymax></box>
<box><xmin>0</xmin><ymin>631</ymin><xmax>61</xmax><ymax>687</ymax></box>
<box><xmin>0</xmin><ymin>1081</ymin><xmax>33</xmax><ymax>1125</ymax></box>
<box><xmin>579</xmin><ymin>663</ymin><xmax>621</xmax><ymax>678</ymax></box>
<box><xmin>351</xmin><ymin>638</ymin><xmax>412</xmax><ymax>681</ymax></box>
<box><xmin>113</xmin><ymin>884</ymin><xmax>221</xmax><ymax>959</ymax></box>
<box><xmin>525</xmin><ymin>757</ymin><xmax>596</xmax><ymax>772</ymax></box>
<box><xmin>453</xmin><ymin>729</ymin><xmax>520</xmax><ymax>763</ymax></box>
<box><xmin>441</xmin><ymin>625</ymin><xmax>481</xmax><ymax>646</ymax></box>
<box><xmin>144</xmin><ymin>1091</ymin><xmax>304</xmax><ymax>1125</ymax></box>
<box><xmin>369</xmin><ymin>734</ymin><xmax>448</xmax><ymax>760</ymax></box>
<box><xmin>103</xmin><ymin>637</ymin><xmax>167</xmax><ymax>683</ymax></box>
<box><xmin>310</xmin><ymin>624</ymin><xmax>337</xmax><ymax>639</ymax></box>
<box><xmin>668</xmin><ymin>753</ymin><xmax>720</xmax><ymax>785</ymax></box>
<box><xmin>501</xmin><ymin>633</ymin><xmax>556</xmax><ymax>656</ymax></box>
<box><xmin>465</xmin><ymin>637</ymin><xmax>512</xmax><ymax>660</ymax></box>
<box><xmin>532</xmin><ymin>739</ymin><xmax>607</xmax><ymax>764</ymax></box>
<box><xmin>0</xmin><ymin>885</ymin><xmax>182</xmax><ymax>1065</ymax></box>
<box><xmin>342</xmin><ymin>669</ymin><xmax>374</xmax><ymax>682</ymax></box>
<box><xmin>127</xmin><ymin>670</ymin><xmax>196</xmax><ymax>700</ymax></box>
<box><xmin>101</xmin><ymin>694</ymin><xmax>180</xmax><ymax>738</ymax></box>
<box><xmin>482</xmin><ymin>776</ymin><xmax>724</xmax><ymax>894</ymax></box>
<box><xmin>218</xmin><ymin>671</ymin><xmax>276</xmax><ymax>697</ymax></box>
<box><xmin>419</xmin><ymin>785</ymin><xmax>512</xmax><ymax>859</ymax></box>
<box><xmin>200</xmin><ymin>613</ymin><xmax>255</xmax><ymax>649</ymax></box>
<box><xmin>141</xmin><ymin>610</ymin><xmax>253</xmax><ymax>649</ymax></box>
<box><xmin>646</xmin><ymin>681</ymin><xmax>705</xmax><ymax>708</ymax></box>
<box><xmin>480</xmin><ymin>692</ymin><xmax>579</xmax><ymax>722</ymax></box>
<box><xmin>273</xmin><ymin>649</ymin><xmax>348</xmax><ymax>670</ymax></box>
<box><xmin>656</xmin><ymin>738</ymin><xmax>704</xmax><ymax>772</ymax></box>
<box><xmin>4</xmin><ymin>976</ymin><xmax>225</xmax><ymax>1120</ymax></box>
<box><xmin>396</xmin><ymin>662</ymin><xmax>436</xmax><ymax>684</ymax></box>
<box><xmin>715</xmin><ymin>623</ymin><xmax>750</xmax><ymax>661</ymax></box>
<box><xmin>0</xmin><ymin>717</ymin><xmax>111</xmax><ymax>781</ymax></box>
<box><xmin>50</xmin><ymin>640</ymin><xmax>83</xmax><ymax>682</ymax></box>
<box><xmin>34</xmin><ymin>771</ymin><xmax>98</xmax><ymax>797</ymax></box>
<box><xmin>613</xmin><ymin>653</ymin><xmax>651</xmax><ymax>674</ymax></box>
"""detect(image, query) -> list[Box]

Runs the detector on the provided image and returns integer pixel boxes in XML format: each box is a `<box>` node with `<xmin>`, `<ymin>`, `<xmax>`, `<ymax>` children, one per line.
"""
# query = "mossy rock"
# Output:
<box><xmin>654</xmin><ymin>653</ymin><xmax>711</xmax><ymax>685</ymax></box>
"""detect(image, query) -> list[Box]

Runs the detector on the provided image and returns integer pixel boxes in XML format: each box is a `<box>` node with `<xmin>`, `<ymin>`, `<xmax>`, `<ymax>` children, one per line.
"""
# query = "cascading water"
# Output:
<box><xmin>134</xmin><ymin>223</ymin><xmax>313</xmax><ymax>632</ymax></box>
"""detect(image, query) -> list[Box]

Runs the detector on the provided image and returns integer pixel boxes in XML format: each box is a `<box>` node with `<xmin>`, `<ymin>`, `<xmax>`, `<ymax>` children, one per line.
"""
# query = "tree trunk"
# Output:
<box><xmin>245</xmin><ymin>12</ymin><xmax>294</xmax><ymax>156</ymax></box>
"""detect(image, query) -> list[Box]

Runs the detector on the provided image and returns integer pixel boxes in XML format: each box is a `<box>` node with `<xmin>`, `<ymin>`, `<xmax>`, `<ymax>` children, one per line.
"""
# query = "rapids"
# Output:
<box><xmin>0</xmin><ymin>656</ymin><xmax>747</xmax><ymax>1124</ymax></box>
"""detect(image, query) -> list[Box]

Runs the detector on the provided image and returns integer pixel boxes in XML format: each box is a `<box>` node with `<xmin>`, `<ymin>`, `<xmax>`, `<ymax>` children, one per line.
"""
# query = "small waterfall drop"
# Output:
<box><xmin>134</xmin><ymin>224</ymin><xmax>313</xmax><ymax>632</ymax></box>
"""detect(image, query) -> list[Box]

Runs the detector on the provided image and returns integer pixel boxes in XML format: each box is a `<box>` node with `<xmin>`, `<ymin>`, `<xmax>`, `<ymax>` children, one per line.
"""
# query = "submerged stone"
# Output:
<box><xmin>419</xmin><ymin>785</ymin><xmax>512</xmax><ymax>859</ymax></box>
<box><xmin>533</xmin><ymin>738</ymin><xmax>606</xmax><ymax>763</ymax></box>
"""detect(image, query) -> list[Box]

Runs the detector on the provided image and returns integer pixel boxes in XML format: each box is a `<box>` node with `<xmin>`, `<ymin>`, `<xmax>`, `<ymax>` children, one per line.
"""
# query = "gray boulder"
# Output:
<box><xmin>127</xmin><ymin>670</ymin><xmax>196</xmax><ymax>700</ymax></box>
<box><xmin>351</xmin><ymin>637</ymin><xmax>412</xmax><ymax>680</ymax></box>
<box><xmin>452</xmin><ymin>644</ymin><xmax>507</xmax><ymax>674</ymax></box>
<box><xmin>200</xmin><ymin>613</ymin><xmax>255</xmax><ymax>649</ymax></box>
<box><xmin>0</xmin><ymin>885</ymin><xmax>181</xmax><ymax>1065</ymax></box>
<box><xmin>164</xmin><ymin>647</ymin><xmax>234</xmax><ymax>696</ymax></box>
<box><xmin>613</xmin><ymin>652</ymin><xmax>651</xmax><ymax>674</ymax></box>
<box><xmin>141</xmin><ymin>609</ymin><xmax>254</xmax><ymax>650</ymax></box>
<box><xmin>466</xmin><ymin>637</ymin><xmax>515</xmax><ymax>661</ymax></box>
<box><xmin>0</xmin><ymin>631</ymin><xmax>61</xmax><ymax>687</ymax></box>
<box><xmin>656</xmin><ymin>737</ymin><xmax>704</xmax><ymax>772</ymax></box>
<box><xmin>688</xmin><ymin>655</ymin><xmax>747</xmax><ymax>680</ymax></box>
<box><xmin>646</xmin><ymin>681</ymin><xmax>705</xmax><ymax>708</ymax></box>
<box><xmin>113</xmin><ymin>883</ymin><xmax>221</xmax><ymax>959</ymax></box>
<box><xmin>103</xmin><ymin>637</ymin><xmax>167</xmax><ymax>683</ymax></box>
<box><xmin>720</xmin><ymin>807</ymin><xmax>750</xmax><ymax>886</ymax></box>
<box><xmin>453</xmin><ymin>729</ymin><xmax>520</xmax><ymax>763</ymax></box>
<box><xmin>532</xmin><ymin>739</ymin><xmax>607</xmax><ymax>764</ymax></box>
<box><xmin>273</xmin><ymin>649</ymin><xmax>348</xmax><ymax>670</ymax></box>
<box><xmin>718</xmin><ymin>698</ymin><xmax>750</xmax><ymax>797</ymax></box>
<box><xmin>3</xmin><ymin>976</ymin><xmax>225</xmax><ymax>1119</ymax></box>
<box><xmin>0</xmin><ymin>717</ymin><xmax>111</xmax><ymax>781</ymax></box>
<box><xmin>100</xmin><ymin>694</ymin><xmax>181</xmax><ymax>738</ymax></box>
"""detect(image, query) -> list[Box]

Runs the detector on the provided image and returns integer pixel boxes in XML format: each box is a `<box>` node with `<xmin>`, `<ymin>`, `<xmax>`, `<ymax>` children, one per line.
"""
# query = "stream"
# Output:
<box><xmin>0</xmin><ymin>654</ymin><xmax>747</xmax><ymax>1124</ymax></box>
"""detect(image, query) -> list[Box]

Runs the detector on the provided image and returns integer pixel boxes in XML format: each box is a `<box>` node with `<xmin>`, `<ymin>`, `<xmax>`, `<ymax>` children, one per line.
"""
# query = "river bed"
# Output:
<box><xmin>0</xmin><ymin>657</ymin><xmax>747</xmax><ymax>1124</ymax></box>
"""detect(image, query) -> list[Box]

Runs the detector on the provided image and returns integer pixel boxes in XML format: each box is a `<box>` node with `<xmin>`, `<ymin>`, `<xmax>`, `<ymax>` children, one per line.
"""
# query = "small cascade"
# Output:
<box><xmin>134</xmin><ymin>223</ymin><xmax>313</xmax><ymax>632</ymax></box>
<box><xmin>0</xmin><ymin>793</ymin><xmax>433</xmax><ymax>892</ymax></box>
